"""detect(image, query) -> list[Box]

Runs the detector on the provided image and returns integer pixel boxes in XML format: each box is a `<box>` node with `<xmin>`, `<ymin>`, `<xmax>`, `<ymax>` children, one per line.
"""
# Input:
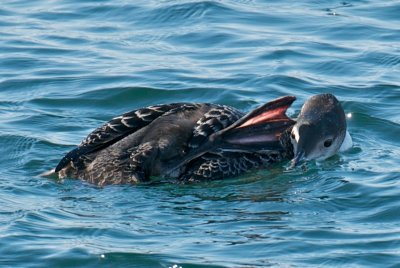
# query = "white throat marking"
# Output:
<box><xmin>339</xmin><ymin>131</ymin><xmax>353</xmax><ymax>152</ymax></box>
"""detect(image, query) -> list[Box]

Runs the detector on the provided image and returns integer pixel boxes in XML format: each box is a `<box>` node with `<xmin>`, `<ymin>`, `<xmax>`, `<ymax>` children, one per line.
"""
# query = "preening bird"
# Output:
<box><xmin>51</xmin><ymin>93</ymin><xmax>352</xmax><ymax>185</ymax></box>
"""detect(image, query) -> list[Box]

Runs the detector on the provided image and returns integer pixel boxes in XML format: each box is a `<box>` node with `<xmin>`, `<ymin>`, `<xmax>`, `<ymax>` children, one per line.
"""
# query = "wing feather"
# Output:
<box><xmin>188</xmin><ymin>105</ymin><xmax>243</xmax><ymax>150</ymax></box>
<box><xmin>55</xmin><ymin>103</ymin><xmax>193</xmax><ymax>172</ymax></box>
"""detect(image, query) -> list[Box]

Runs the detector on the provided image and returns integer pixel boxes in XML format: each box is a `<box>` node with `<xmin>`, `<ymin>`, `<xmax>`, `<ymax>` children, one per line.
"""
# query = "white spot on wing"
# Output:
<box><xmin>108</xmin><ymin>124</ymin><xmax>119</xmax><ymax>131</ymax></box>
<box><xmin>121</xmin><ymin>117</ymin><xmax>134</xmax><ymax>127</ymax></box>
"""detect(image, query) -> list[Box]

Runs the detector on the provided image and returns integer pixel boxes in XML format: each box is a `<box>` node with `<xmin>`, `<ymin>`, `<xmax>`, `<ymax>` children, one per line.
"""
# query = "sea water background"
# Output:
<box><xmin>1</xmin><ymin>0</ymin><xmax>400</xmax><ymax>267</ymax></box>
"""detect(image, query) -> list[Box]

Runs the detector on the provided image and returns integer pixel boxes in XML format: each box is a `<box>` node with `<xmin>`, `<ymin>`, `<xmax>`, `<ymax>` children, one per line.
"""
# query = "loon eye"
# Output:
<box><xmin>324</xmin><ymin>139</ymin><xmax>333</xmax><ymax>148</ymax></box>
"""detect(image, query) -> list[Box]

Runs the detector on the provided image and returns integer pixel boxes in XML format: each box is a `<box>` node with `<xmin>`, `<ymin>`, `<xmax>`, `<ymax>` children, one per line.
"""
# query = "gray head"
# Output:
<box><xmin>290</xmin><ymin>93</ymin><xmax>346</xmax><ymax>166</ymax></box>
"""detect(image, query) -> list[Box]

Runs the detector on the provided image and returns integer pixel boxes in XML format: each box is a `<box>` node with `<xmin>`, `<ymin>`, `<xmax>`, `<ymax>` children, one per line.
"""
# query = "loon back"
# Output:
<box><xmin>54</xmin><ymin>96</ymin><xmax>296</xmax><ymax>185</ymax></box>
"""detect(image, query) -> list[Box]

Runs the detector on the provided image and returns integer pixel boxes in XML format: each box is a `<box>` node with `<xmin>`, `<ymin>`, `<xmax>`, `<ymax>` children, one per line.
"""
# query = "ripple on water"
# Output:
<box><xmin>1</xmin><ymin>0</ymin><xmax>400</xmax><ymax>267</ymax></box>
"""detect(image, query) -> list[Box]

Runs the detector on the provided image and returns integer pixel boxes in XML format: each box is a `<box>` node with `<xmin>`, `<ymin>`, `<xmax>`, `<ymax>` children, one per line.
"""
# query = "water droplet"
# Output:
<box><xmin>168</xmin><ymin>265</ymin><xmax>182</xmax><ymax>268</ymax></box>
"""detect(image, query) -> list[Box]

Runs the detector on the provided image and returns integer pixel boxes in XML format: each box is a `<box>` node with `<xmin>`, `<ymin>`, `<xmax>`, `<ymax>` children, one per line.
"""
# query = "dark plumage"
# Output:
<box><xmin>54</xmin><ymin>94</ymin><xmax>349</xmax><ymax>185</ymax></box>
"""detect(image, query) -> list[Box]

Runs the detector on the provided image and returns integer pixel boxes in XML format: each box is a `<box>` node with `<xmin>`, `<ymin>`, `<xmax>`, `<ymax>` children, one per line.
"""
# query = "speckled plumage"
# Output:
<box><xmin>56</xmin><ymin>98</ymin><xmax>297</xmax><ymax>185</ymax></box>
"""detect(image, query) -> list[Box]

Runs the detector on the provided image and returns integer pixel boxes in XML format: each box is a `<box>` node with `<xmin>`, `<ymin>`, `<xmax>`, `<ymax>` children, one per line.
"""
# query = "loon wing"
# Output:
<box><xmin>179</xmin><ymin>152</ymin><xmax>282</xmax><ymax>182</ymax></box>
<box><xmin>187</xmin><ymin>105</ymin><xmax>244</xmax><ymax>150</ymax></box>
<box><xmin>165</xmin><ymin>96</ymin><xmax>296</xmax><ymax>173</ymax></box>
<box><xmin>55</xmin><ymin>103</ymin><xmax>197</xmax><ymax>172</ymax></box>
<box><xmin>217</xmin><ymin>95</ymin><xmax>296</xmax><ymax>150</ymax></box>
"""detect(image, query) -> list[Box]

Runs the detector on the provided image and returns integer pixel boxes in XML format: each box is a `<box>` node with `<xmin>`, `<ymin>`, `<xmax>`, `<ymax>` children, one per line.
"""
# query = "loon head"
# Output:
<box><xmin>290</xmin><ymin>93</ymin><xmax>348</xmax><ymax>167</ymax></box>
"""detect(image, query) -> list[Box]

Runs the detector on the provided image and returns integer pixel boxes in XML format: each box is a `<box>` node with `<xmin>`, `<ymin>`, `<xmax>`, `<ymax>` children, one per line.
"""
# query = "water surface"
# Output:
<box><xmin>1</xmin><ymin>0</ymin><xmax>400</xmax><ymax>267</ymax></box>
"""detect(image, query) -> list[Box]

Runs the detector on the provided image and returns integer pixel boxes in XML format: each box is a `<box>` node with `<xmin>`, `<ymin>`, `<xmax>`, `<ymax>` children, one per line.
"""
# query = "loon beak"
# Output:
<box><xmin>290</xmin><ymin>150</ymin><xmax>305</xmax><ymax>168</ymax></box>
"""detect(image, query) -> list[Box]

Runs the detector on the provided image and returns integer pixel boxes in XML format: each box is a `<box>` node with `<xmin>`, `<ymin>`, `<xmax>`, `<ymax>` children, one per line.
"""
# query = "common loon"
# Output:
<box><xmin>53</xmin><ymin>93</ymin><xmax>352</xmax><ymax>185</ymax></box>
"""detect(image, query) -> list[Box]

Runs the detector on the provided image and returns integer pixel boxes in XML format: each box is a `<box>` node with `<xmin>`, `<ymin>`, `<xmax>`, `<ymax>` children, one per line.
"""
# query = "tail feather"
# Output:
<box><xmin>40</xmin><ymin>168</ymin><xmax>57</xmax><ymax>177</ymax></box>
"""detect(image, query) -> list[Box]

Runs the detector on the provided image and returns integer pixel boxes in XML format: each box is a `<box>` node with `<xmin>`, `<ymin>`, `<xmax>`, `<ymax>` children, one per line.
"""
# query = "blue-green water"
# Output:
<box><xmin>1</xmin><ymin>0</ymin><xmax>400</xmax><ymax>267</ymax></box>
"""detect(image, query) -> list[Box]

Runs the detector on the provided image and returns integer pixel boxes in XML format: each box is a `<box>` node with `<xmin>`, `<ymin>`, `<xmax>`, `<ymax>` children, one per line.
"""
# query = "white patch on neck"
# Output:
<box><xmin>339</xmin><ymin>131</ymin><xmax>353</xmax><ymax>152</ymax></box>
<box><xmin>292</xmin><ymin>125</ymin><xmax>300</xmax><ymax>143</ymax></box>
